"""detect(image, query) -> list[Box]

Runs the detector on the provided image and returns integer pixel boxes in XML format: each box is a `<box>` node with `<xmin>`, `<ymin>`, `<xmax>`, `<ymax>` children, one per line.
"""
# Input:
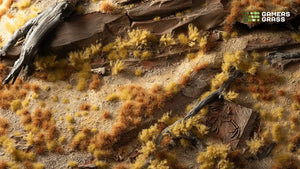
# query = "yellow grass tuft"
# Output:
<box><xmin>10</xmin><ymin>99</ymin><xmax>21</xmax><ymax>112</ymax></box>
<box><xmin>160</xmin><ymin>33</ymin><xmax>176</xmax><ymax>46</ymax></box>
<box><xmin>68</xmin><ymin>161</ymin><xmax>78</xmax><ymax>168</ymax></box>
<box><xmin>197</xmin><ymin>143</ymin><xmax>234</xmax><ymax>169</ymax></box>
<box><xmin>177</xmin><ymin>33</ymin><xmax>189</xmax><ymax>45</ymax></box>
<box><xmin>111</xmin><ymin>60</ymin><xmax>126</xmax><ymax>75</ymax></box>
<box><xmin>12</xmin><ymin>0</ymin><xmax>31</xmax><ymax>9</ymax></box>
<box><xmin>246</xmin><ymin>134</ymin><xmax>264</xmax><ymax>155</ymax></box>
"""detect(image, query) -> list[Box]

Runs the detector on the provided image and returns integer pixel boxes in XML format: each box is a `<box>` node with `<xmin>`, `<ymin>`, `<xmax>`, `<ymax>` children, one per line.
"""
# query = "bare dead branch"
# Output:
<box><xmin>266</xmin><ymin>51</ymin><xmax>300</xmax><ymax>70</ymax></box>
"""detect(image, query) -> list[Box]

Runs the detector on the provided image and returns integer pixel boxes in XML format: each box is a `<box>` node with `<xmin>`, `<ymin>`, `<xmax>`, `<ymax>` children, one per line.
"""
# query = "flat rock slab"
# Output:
<box><xmin>206</xmin><ymin>100</ymin><xmax>259</xmax><ymax>149</ymax></box>
<box><xmin>116</xmin><ymin>0</ymin><xmax>142</xmax><ymax>5</ymax></box>
<box><xmin>245</xmin><ymin>36</ymin><xmax>299</xmax><ymax>52</ymax></box>
<box><xmin>182</xmin><ymin>71</ymin><xmax>210</xmax><ymax>99</ymax></box>
<box><xmin>7</xmin><ymin>13</ymin><xmax>130</xmax><ymax>58</ymax></box>
<box><xmin>47</xmin><ymin>13</ymin><xmax>129</xmax><ymax>51</ymax></box>
<box><xmin>127</xmin><ymin>0</ymin><xmax>193</xmax><ymax>21</ymax></box>
<box><xmin>131</xmin><ymin>1</ymin><xmax>225</xmax><ymax>35</ymax></box>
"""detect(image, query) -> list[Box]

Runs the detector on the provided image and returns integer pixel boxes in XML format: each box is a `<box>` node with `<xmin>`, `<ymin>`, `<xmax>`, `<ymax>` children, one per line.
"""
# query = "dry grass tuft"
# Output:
<box><xmin>89</xmin><ymin>74</ymin><xmax>101</xmax><ymax>90</ymax></box>
<box><xmin>100</xmin><ymin>2</ymin><xmax>115</xmax><ymax>13</ymax></box>
<box><xmin>0</xmin><ymin>117</ymin><xmax>9</xmax><ymax>136</ymax></box>
<box><xmin>79</xmin><ymin>103</ymin><xmax>91</xmax><ymax>111</ymax></box>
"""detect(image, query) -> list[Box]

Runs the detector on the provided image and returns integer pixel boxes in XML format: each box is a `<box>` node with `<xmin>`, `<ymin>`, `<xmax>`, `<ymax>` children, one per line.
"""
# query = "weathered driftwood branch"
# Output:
<box><xmin>0</xmin><ymin>1</ymin><xmax>74</xmax><ymax>84</ymax></box>
<box><xmin>0</xmin><ymin>18</ymin><xmax>35</xmax><ymax>57</ymax></box>
<box><xmin>266</xmin><ymin>51</ymin><xmax>300</xmax><ymax>70</ymax></box>
<box><xmin>267</xmin><ymin>51</ymin><xmax>300</xmax><ymax>60</ymax></box>
<box><xmin>156</xmin><ymin>70</ymin><xmax>243</xmax><ymax>144</ymax></box>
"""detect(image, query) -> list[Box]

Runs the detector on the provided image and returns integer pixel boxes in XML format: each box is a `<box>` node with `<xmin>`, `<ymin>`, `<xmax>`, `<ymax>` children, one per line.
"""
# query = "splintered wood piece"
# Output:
<box><xmin>207</xmin><ymin>101</ymin><xmax>259</xmax><ymax>149</ymax></box>
<box><xmin>131</xmin><ymin>1</ymin><xmax>225</xmax><ymax>35</ymax></box>
<box><xmin>245</xmin><ymin>36</ymin><xmax>299</xmax><ymax>52</ymax></box>
<box><xmin>127</xmin><ymin>0</ymin><xmax>193</xmax><ymax>21</ymax></box>
<box><xmin>266</xmin><ymin>51</ymin><xmax>300</xmax><ymax>70</ymax></box>
<box><xmin>91</xmin><ymin>67</ymin><xmax>106</xmax><ymax>75</ymax></box>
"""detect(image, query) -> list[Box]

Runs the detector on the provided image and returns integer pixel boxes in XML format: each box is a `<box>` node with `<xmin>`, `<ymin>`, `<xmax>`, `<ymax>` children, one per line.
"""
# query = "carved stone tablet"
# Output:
<box><xmin>206</xmin><ymin>100</ymin><xmax>259</xmax><ymax>149</ymax></box>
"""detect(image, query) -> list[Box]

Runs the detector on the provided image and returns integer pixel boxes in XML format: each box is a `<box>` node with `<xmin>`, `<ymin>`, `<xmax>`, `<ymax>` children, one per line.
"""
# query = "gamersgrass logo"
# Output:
<box><xmin>244</xmin><ymin>12</ymin><xmax>260</xmax><ymax>22</ymax></box>
<box><xmin>243</xmin><ymin>11</ymin><xmax>290</xmax><ymax>23</ymax></box>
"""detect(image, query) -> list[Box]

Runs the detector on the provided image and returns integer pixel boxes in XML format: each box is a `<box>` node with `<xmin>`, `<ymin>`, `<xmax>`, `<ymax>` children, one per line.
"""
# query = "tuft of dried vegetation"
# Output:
<box><xmin>197</xmin><ymin>143</ymin><xmax>234</xmax><ymax>169</ymax></box>
<box><xmin>224</xmin><ymin>1</ymin><xmax>240</xmax><ymax>32</ymax></box>
<box><xmin>15</xmin><ymin>108</ymin><xmax>61</xmax><ymax>154</ymax></box>
<box><xmin>0</xmin><ymin>74</ymin><xmax>40</xmax><ymax>109</ymax></box>
<box><xmin>0</xmin><ymin>135</ymin><xmax>36</xmax><ymax>162</ymax></box>
<box><xmin>171</xmin><ymin>114</ymin><xmax>208</xmax><ymax>138</ymax></box>
<box><xmin>0</xmin><ymin>0</ymin><xmax>14</xmax><ymax>19</ymax></box>
<box><xmin>79</xmin><ymin>103</ymin><xmax>91</xmax><ymax>111</ymax></box>
<box><xmin>246</xmin><ymin>134</ymin><xmax>264</xmax><ymax>155</ymax></box>
<box><xmin>272</xmin><ymin>153</ymin><xmax>299</xmax><ymax>169</ymax></box>
<box><xmin>188</xmin><ymin>24</ymin><xmax>200</xmax><ymax>47</ymax></box>
<box><xmin>10</xmin><ymin>99</ymin><xmax>21</xmax><ymax>112</ymax></box>
<box><xmin>0</xmin><ymin>118</ymin><xmax>9</xmax><ymax>136</ymax></box>
<box><xmin>70</xmin><ymin>127</ymin><xmax>93</xmax><ymax>151</ymax></box>
<box><xmin>89</xmin><ymin>74</ymin><xmax>101</xmax><ymax>90</ymax></box>
<box><xmin>160</xmin><ymin>33</ymin><xmax>176</xmax><ymax>46</ymax></box>
<box><xmin>4</xmin><ymin>5</ymin><xmax>39</xmax><ymax>34</ymax></box>
<box><xmin>67</xmin><ymin>43</ymin><xmax>102</xmax><ymax>91</ymax></box>
<box><xmin>290</xmin><ymin>132</ymin><xmax>300</xmax><ymax>150</ymax></box>
<box><xmin>68</xmin><ymin>161</ymin><xmax>78</xmax><ymax>168</ymax></box>
<box><xmin>34</xmin><ymin>56</ymin><xmax>70</xmax><ymax>82</ymax></box>
<box><xmin>91</xmin><ymin>84</ymin><xmax>167</xmax><ymax>151</ymax></box>
<box><xmin>177</xmin><ymin>33</ymin><xmax>189</xmax><ymax>45</ymax></box>
<box><xmin>102</xmin><ymin>111</ymin><xmax>111</xmax><ymax>120</ymax></box>
<box><xmin>0</xmin><ymin>160</ymin><xmax>8</xmax><ymax>169</ymax></box>
<box><xmin>111</xmin><ymin>60</ymin><xmax>127</xmax><ymax>75</ymax></box>
<box><xmin>103</xmin><ymin>28</ymin><xmax>157</xmax><ymax>61</ymax></box>
<box><xmin>100</xmin><ymin>1</ymin><xmax>115</xmax><ymax>13</ymax></box>
<box><xmin>12</xmin><ymin>0</ymin><xmax>31</xmax><ymax>9</ymax></box>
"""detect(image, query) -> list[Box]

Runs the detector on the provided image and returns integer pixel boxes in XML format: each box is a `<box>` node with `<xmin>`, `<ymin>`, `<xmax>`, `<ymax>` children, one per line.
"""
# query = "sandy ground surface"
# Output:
<box><xmin>0</xmin><ymin>0</ymin><xmax>300</xmax><ymax>169</ymax></box>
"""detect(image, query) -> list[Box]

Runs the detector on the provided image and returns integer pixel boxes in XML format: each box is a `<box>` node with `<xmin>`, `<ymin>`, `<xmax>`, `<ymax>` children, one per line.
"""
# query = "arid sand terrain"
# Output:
<box><xmin>0</xmin><ymin>0</ymin><xmax>300</xmax><ymax>169</ymax></box>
